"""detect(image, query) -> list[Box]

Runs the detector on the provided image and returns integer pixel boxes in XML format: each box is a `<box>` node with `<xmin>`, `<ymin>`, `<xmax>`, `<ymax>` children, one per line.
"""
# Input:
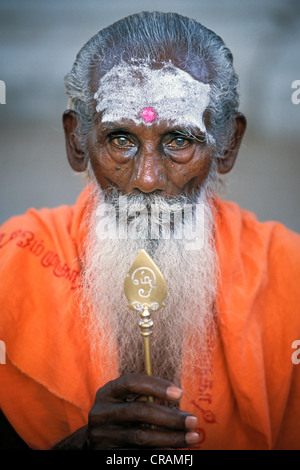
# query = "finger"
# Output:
<box><xmin>97</xmin><ymin>373</ymin><xmax>183</xmax><ymax>403</ymax></box>
<box><xmin>91</xmin><ymin>425</ymin><xmax>200</xmax><ymax>449</ymax></box>
<box><xmin>91</xmin><ymin>400</ymin><xmax>198</xmax><ymax>431</ymax></box>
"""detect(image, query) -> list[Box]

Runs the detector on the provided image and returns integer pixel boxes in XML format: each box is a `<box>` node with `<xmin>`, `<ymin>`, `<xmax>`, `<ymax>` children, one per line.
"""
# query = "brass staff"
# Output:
<box><xmin>124</xmin><ymin>249</ymin><xmax>167</xmax><ymax>402</ymax></box>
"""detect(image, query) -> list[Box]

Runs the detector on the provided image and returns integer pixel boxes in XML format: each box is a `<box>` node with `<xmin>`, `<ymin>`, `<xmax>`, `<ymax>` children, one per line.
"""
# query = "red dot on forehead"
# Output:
<box><xmin>139</xmin><ymin>107</ymin><xmax>158</xmax><ymax>123</ymax></box>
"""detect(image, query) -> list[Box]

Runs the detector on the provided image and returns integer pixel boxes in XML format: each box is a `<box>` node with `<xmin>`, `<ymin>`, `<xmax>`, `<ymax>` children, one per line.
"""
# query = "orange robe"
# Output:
<box><xmin>0</xmin><ymin>187</ymin><xmax>300</xmax><ymax>450</ymax></box>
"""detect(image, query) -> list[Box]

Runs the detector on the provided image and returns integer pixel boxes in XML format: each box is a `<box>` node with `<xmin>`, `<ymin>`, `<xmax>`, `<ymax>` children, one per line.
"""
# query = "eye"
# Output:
<box><xmin>166</xmin><ymin>136</ymin><xmax>191</xmax><ymax>149</ymax></box>
<box><xmin>163</xmin><ymin>132</ymin><xmax>196</xmax><ymax>163</ymax></box>
<box><xmin>110</xmin><ymin>135</ymin><xmax>135</xmax><ymax>148</ymax></box>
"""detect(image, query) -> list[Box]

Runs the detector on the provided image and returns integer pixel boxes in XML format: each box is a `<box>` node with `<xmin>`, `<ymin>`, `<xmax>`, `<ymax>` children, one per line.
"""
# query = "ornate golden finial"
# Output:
<box><xmin>124</xmin><ymin>249</ymin><xmax>167</xmax><ymax>401</ymax></box>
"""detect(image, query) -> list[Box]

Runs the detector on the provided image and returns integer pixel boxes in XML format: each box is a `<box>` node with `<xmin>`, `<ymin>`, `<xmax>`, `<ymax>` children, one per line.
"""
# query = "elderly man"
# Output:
<box><xmin>0</xmin><ymin>12</ymin><xmax>300</xmax><ymax>451</ymax></box>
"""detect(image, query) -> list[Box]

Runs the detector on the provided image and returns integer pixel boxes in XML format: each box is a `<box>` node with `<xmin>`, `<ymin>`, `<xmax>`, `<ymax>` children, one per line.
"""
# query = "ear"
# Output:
<box><xmin>62</xmin><ymin>110</ymin><xmax>88</xmax><ymax>172</ymax></box>
<box><xmin>216</xmin><ymin>112</ymin><xmax>247</xmax><ymax>174</ymax></box>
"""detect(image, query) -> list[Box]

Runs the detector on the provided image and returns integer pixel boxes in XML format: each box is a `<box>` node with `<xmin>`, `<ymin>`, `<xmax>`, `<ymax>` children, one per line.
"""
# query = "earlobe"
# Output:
<box><xmin>62</xmin><ymin>110</ymin><xmax>88</xmax><ymax>172</ymax></box>
<box><xmin>216</xmin><ymin>112</ymin><xmax>247</xmax><ymax>174</ymax></box>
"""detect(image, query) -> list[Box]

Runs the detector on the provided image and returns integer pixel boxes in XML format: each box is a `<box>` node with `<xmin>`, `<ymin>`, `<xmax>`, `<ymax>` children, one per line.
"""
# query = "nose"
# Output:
<box><xmin>131</xmin><ymin>146</ymin><xmax>166</xmax><ymax>194</ymax></box>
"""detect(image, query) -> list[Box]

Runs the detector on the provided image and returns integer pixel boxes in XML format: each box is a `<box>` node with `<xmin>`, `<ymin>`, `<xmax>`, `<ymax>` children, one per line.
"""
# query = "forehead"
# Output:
<box><xmin>92</xmin><ymin>60</ymin><xmax>211</xmax><ymax>134</ymax></box>
<box><xmin>90</xmin><ymin>48</ymin><xmax>211</xmax><ymax>89</ymax></box>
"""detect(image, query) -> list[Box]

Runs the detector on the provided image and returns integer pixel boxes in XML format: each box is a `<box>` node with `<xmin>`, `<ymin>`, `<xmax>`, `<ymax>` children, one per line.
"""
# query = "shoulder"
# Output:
<box><xmin>216</xmin><ymin>198</ymin><xmax>300</xmax><ymax>342</ymax></box>
<box><xmin>0</xmin><ymin>203</ymin><xmax>75</xmax><ymax>255</ymax></box>
<box><xmin>215</xmin><ymin>197</ymin><xmax>300</xmax><ymax>330</ymax></box>
<box><xmin>0</xmin><ymin>191</ymin><xmax>89</xmax><ymax>375</ymax></box>
<box><xmin>0</xmin><ymin>203</ymin><xmax>80</xmax><ymax>324</ymax></box>
<box><xmin>0</xmin><ymin>191</ymin><xmax>90</xmax><ymax>334</ymax></box>
<box><xmin>215</xmin><ymin>198</ymin><xmax>300</xmax><ymax>273</ymax></box>
<box><xmin>0</xmin><ymin>187</ymin><xmax>90</xmax><ymax>269</ymax></box>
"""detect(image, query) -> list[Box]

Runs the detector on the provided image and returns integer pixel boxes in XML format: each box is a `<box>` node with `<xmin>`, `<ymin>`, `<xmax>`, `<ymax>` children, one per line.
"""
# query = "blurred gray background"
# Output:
<box><xmin>0</xmin><ymin>0</ymin><xmax>299</xmax><ymax>232</ymax></box>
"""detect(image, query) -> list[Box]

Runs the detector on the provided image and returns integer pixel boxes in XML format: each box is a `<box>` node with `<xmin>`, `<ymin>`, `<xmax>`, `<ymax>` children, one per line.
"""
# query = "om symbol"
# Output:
<box><xmin>131</xmin><ymin>267</ymin><xmax>156</xmax><ymax>298</ymax></box>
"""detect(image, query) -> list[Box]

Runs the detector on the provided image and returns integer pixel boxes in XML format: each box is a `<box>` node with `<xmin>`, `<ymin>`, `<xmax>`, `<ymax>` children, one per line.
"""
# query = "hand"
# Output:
<box><xmin>87</xmin><ymin>373</ymin><xmax>199</xmax><ymax>449</ymax></box>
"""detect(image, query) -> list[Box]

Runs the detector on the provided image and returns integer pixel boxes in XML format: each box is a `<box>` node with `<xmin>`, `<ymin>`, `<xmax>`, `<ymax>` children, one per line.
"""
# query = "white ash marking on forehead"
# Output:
<box><xmin>94</xmin><ymin>61</ymin><xmax>212</xmax><ymax>140</ymax></box>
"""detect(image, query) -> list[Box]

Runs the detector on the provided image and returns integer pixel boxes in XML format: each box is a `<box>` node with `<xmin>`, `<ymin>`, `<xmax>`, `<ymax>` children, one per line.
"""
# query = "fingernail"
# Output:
<box><xmin>185</xmin><ymin>415</ymin><xmax>198</xmax><ymax>429</ymax></box>
<box><xmin>185</xmin><ymin>431</ymin><xmax>200</xmax><ymax>445</ymax></box>
<box><xmin>166</xmin><ymin>385</ymin><xmax>183</xmax><ymax>400</ymax></box>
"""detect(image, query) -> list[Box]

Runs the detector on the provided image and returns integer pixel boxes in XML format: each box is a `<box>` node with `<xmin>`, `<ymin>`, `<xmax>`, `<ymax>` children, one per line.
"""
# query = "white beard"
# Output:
<box><xmin>79</xmin><ymin>171</ymin><xmax>219</xmax><ymax>388</ymax></box>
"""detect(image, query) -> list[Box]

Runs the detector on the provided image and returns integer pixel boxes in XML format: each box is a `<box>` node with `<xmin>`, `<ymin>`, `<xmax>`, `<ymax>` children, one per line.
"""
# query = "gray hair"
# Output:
<box><xmin>64</xmin><ymin>11</ymin><xmax>239</xmax><ymax>158</ymax></box>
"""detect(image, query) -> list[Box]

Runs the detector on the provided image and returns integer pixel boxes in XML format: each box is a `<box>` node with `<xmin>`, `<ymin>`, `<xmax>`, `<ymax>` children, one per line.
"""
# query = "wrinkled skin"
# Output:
<box><xmin>52</xmin><ymin>374</ymin><xmax>200</xmax><ymax>450</ymax></box>
<box><xmin>87</xmin><ymin>374</ymin><xmax>199</xmax><ymax>449</ymax></box>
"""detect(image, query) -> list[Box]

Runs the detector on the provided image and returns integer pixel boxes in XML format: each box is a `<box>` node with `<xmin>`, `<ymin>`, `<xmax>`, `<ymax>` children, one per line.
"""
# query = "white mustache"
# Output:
<box><xmin>95</xmin><ymin>189</ymin><xmax>206</xmax><ymax>250</ymax></box>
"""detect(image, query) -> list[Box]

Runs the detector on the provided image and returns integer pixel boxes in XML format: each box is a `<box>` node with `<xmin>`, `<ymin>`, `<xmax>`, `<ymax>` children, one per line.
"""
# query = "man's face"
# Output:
<box><xmin>87</xmin><ymin>117</ymin><xmax>213</xmax><ymax>198</ymax></box>
<box><xmin>64</xmin><ymin>57</ymin><xmax>246</xmax><ymax>190</ymax></box>
<box><xmin>86</xmin><ymin>60</ymin><xmax>214</xmax><ymax>199</ymax></box>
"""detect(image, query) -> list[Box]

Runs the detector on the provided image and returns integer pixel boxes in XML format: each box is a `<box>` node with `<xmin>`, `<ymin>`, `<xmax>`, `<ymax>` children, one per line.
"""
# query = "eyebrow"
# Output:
<box><xmin>100</xmin><ymin>123</ymin><xmax>132</xmax><ymax>133</ymax></box>
<box><xmin>169</xmin><ymin>127</ymin><xmax>205</xmax><ymax>138</ymax></box>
